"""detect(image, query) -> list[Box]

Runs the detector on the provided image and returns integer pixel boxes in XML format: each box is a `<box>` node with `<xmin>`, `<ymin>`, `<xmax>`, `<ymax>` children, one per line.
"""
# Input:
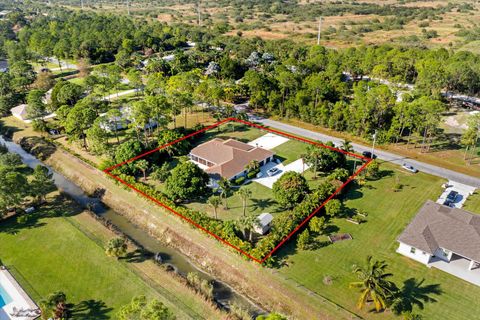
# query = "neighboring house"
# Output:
<box><xmin>99</xmin><ymin>115</ymin><xmax>130</xmax><ymax>132</ymax></box>
<box><xmin>397</xmin><ymin>200</ymin><xmax>480</xmax><ymax>286</ymax></box>
<box><xmin>189</xmin><ymin>138</ymin><xmax>275</xmax><ymax>181</ymax></box>
<box><xmin>10</xmin><ymin>104</ymin><xmax>29</xmax><ymax>121</ymax></box>
<box><xmin>254</xmin><ymin>213</ymin><xmax>273</xmax><ymax>235</ymax></box>
<box><xmin>121</xmin><ymin>106</ymin><xmax>159</xmax><ymax>130</ymax></box>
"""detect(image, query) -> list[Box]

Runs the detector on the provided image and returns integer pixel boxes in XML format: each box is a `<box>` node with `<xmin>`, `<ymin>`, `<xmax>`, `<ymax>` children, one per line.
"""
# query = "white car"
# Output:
<box><xmin>267</xmin><ymin>167</ymin><xmax>280</xmax><ymax>176</ymax></box>
<box><xmin>402</xmin><ymin>163</ymin><xmax>418</xmax><ymax>173</ymax></box>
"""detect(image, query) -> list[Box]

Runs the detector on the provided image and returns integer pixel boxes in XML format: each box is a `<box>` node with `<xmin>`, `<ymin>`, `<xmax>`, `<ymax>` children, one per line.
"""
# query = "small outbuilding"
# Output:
<box><xmin>254</xmin><ymin>213</ymin><xmax>273</xmax><ymax>235</ymax></box>
<box><xmin>10</xmin><ymin>104</ymin><xmax>29</xmax><ymax>121</ymax></box>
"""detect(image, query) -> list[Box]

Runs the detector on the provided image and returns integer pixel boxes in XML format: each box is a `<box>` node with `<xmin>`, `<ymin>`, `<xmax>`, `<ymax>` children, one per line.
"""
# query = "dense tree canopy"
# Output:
<box><xmin>165</xmin><ymin>161</ymin><xmax>210</xmax><ymax>201</ymax></box>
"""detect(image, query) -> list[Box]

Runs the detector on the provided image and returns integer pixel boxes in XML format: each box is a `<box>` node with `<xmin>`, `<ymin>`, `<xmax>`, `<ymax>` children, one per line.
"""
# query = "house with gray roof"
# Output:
<box><xmin>397</xmin><ymin>200</ymin><xmax>480</xmax><ymax>286</ymax></box>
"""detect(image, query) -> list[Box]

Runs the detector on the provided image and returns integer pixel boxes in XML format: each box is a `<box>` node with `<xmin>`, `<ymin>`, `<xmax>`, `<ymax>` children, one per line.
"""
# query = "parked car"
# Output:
<box><xmin>402</xmin><ymin>163</ymin><xmax>418</xmax><ymax>173</ymax></box>
<box><xmin>267</xmin><ymin>167</ymin><xmax>280</xmax><ymax>176</ymax></box>
<box><xmin>443</xmin><ymin>190</ymin><xmax>458</xmax><ymax>206</ymax></box>
<box><xmin>362</xmin><ymin>151</ymin><xmax>377</xmax><ymax>159</ymax></box>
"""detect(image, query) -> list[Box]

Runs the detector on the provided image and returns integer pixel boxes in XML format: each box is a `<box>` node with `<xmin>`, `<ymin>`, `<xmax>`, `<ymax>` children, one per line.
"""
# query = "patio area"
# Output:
<box><xmin>428</xmin><ymin>255</ymin><xmax>480</xmax><ymax>287</ymax></box>
<box><xmin>254</xmin><ymin>158</ymin><xmax>310</xmax><ymax>189</ymax></box>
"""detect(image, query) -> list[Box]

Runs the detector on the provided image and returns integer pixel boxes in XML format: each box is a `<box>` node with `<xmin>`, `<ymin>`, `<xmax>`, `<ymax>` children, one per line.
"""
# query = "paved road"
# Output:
<box><xmin>101</xmin><ymin>88</ymin><xmax>139</xmax><ymax>101</ymax></box>
<box><xmin>253</xmin><ymin>117</ymin><xmax>480</xmax><ymax>188</ymax></box>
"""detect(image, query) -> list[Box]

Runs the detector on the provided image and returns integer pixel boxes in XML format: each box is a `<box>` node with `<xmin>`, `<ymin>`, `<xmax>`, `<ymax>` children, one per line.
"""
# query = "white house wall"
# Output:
<box><xmin>397</xmin><ymin>242</ymin><xmax>432</xmax><ymax>265</ymax></box>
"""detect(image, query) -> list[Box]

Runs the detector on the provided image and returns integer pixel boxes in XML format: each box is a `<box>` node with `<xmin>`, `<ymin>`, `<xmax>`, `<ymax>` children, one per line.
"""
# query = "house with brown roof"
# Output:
<box><xmin>397</xmin><ymin>200</ymin><xmax>480</xmax><ymax>286</ymax></box>
<box><xmin>189</xmin><ymin>138</ymin><xmax>275</xmax><ymax>181</ymax></box>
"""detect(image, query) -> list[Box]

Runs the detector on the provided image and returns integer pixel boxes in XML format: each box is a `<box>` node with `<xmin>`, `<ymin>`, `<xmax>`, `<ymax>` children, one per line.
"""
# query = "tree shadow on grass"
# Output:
<box><xmin>342</xmin><ymin>183</ymin><xmax>364</xmax><ymax>201</ymax></box>
<box><xmin>0</xmin><ymin>194</ymin><xmax>82</xmax><ymax>234</ymax></box>
<box><xmin>69</xmin><ymin>299</ymin><xmax>112</xmax><ymax>320</ymax></box>
<box><xmin>391</xmin><ymin>278</ymin><xmax>442</xmax><ymax>315</ymax></box>
<box><xmin>250</xmin><ymin>198</ymin><xmax>281</xmax><ymax>213</ymax></box>
<box><xmin>0</xmin><ymin>119</ymin><xmax>21</xmax><ymax>139</ymax></box>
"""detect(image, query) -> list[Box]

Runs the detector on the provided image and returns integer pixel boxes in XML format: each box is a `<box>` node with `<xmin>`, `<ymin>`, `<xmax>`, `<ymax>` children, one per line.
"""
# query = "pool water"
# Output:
<box><xmin>0</xmin><ymin>283</ymin><xmax>13</xmax><ymax>307</ymax></box>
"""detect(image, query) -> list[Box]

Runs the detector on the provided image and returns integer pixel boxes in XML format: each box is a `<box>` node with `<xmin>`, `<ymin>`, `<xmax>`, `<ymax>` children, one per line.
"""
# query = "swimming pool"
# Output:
<box><xmin>0</xmin><ymin>282</ymin><xmax>13</xmax><ymax>308</ymax></box>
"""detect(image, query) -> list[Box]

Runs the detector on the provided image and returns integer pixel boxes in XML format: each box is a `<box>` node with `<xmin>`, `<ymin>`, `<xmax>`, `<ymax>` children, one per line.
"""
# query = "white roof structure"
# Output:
<box><xmin>10</xmin><ymin>104</ymin><xmax>29</xmax><ymax>121</ymax></box>
<box><xmin>257</xmin><ymin>213</ymin><xmax>273</xmax><ymax>227</ymax></box>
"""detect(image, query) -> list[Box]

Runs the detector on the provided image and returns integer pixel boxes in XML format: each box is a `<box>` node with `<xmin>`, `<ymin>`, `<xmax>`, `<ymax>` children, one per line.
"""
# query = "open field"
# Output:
<box><xmin>277</xmin><ymin>162</ymin><xmax>480</xmax><ymax>319</ymax></box>
<box><xmin>57</xmin><ymin>0</ymin><xmax>480</xmax><ymax>51</ymax></box>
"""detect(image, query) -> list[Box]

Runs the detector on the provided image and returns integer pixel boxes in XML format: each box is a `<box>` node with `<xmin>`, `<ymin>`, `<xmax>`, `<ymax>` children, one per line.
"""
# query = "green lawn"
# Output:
<box><xmin>271</xmin><ymin>139</ymin><xmax>309</xmax><ymax>165</ymax></box>
<box><xmin>68</xmin><ymin>77</ymin><xmax>85</xmax><ymax>85</ymax></box>
<box><xmin>194</xmin><ymin>122</ymin><xmax>265</xmax><ymax>146</ymax></box>
<box><xmin>185</xmin><ymin>181</ymin><xmax>281</xmax><ymax>221</ymax></box>
<box><xmin>276</xmin><ymin>163</ymin><xmax>480</xmax><ymax>319</ymax></box>
<box><xmin>0</xmin><ymin>208</ymin><xmax>157</xmax><ymax>318</ymax></box>
<box><xmin>0</xmin><ymin>200</ymin><xmax>205</xmax><ymax>318</ymax></box>
<box><xmin>463</xmin><ymin>191</ymin><xmax>480</xmax><ymax>214</ymax></box>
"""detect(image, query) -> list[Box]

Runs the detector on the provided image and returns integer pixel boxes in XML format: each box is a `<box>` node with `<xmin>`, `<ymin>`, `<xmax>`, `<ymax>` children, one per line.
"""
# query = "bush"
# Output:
<box><xmin>247</xmin><ymin>170</ymin><xmax>257</xmax><ymax>179</ymax></box>
<box><xmin>234</xmin><ymin>176</ymin><xmax>246</xmax><ymax>185</ymax></box>
<box><xmin>297</xmin><ymin>229</ymin><xmax>311</xmax><ymax>250</ymax></box>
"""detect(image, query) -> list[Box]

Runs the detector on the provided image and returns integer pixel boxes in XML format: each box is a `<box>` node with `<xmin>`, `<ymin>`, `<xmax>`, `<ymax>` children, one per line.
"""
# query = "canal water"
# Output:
<box><xmin>0</xmin><ymin>136</ymin><xmax>263</xmax><ymax>316</ymax></box>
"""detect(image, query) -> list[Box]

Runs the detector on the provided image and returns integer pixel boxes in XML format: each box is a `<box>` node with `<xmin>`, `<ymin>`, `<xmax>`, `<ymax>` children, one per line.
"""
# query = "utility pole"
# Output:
<box><xmin>197</xmin><ymin>1</ymin><xmax>201</xmax><ymax>26</ymax></box>
<box><xmin>371</xmin><ymin>130</ymin><xmax>378</xmax><ymax>157</ymax></box>
<box><xmin>81</xmin><ymin>0</ymin><xmax>84</xmax><ymax>10</ymax></box>
<box><xmin>317</xmin><ymin>16</ymin><xmax>322</xmax><ymax>45</ymax></box>
<box><xmin>127</xmin><ymin>0</ymin><xmax>130</xmax><ymax>15</ymax></box>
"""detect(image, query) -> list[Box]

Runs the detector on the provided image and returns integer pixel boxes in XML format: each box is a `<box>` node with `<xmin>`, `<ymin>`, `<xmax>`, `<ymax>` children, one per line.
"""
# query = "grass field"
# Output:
<box><xmin>276</xmin><ymin>162</ymin><xmax>480</xmax><ymax>319</ymax></box>
<box><xmin>0</xmin><ymin>196</ymin><xmax>224</xmax><ymax>319</ymax></box>
<box><xmin>0</xmin><ymin>202</ymin><xmax>157</xmax><ymax>318</ymax></box>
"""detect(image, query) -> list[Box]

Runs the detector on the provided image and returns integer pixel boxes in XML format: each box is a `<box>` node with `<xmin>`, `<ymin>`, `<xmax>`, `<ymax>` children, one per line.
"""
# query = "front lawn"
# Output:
<box><xmin>271</xmin><ymin>139</ymin><xmax>309</xmax><ymax>165</ymax></box>
<box><xmin>276</xmin><ymin>163</ymin><xmax>480</xmax><ymax>319</ymax></box>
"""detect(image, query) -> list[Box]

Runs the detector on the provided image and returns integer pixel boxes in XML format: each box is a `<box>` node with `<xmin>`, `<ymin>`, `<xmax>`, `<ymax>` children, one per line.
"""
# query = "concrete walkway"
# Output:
<box><xmin>252</xmin><ymin>117</ymin><xmax>480</xmax><ymax>188</ymax></box>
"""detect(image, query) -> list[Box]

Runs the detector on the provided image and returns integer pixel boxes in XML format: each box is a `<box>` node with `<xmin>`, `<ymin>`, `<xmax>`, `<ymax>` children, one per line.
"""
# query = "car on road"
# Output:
<box><xmin>362</xmin><ymin>151</ymin><xmax>377</xmax><ymax>159</ymax></box>
<box><xmin>402</xmin><ymin>163</ymin><xmax>418</xmax><ymax>173</ymax></box>
<box><xmin>267</xmin><ymin>167</ymin><xmax>280</xmax><ymax>176</ymax></box>
<box><xmin>443</xmin><ymin>190</ymin><xmax>459</xmax><ymax>207</ymax></box>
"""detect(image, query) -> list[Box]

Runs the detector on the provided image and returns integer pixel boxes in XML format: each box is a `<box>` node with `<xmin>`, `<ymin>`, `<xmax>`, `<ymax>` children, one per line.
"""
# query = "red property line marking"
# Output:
<box><xmin>103</xmin><ymin>117</ymin><xmax>371</xmax><ymax>264</ymax></box>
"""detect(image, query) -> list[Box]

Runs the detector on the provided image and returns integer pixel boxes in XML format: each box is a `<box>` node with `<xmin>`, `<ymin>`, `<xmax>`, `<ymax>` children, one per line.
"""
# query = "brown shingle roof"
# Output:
<box><xmin>190</xmin><ymin>138</ymin><xmax>274</xmax><ymax>180</ymax></box>
<box><xmin>398</xmin><ymin>200</ymin><xmax>480</xmax><ymax>262</ymax></box>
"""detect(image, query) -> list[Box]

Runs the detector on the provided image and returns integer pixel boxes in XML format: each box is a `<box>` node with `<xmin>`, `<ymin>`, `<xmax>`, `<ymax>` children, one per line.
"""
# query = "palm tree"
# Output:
<box><xmin>341</xmin><ymin>139</ymin><xmax>357</xmax><ymax>172</ymax></box>
<box><xmin>349</xmin><ymin>255</ymin><xmax>397</xmax><ymax>312</ymax></box>
<box><xmin>237</xmin><ymin>212</ymin><xmax>259</xmax><ymax>242</ymax></box>
<box><xmin>305</xmin><ymin>145</ymin><xmax>321</xmax><ymax>177</ymax></box>
<box><xmin>105</xmin><ymin>237</ymin><xmax>128</xmax><ymax>259</ymax></box>
<box><xmin>207</xmin><ymin>195</ymin><xmax>221</xmax><ymax>219</ymax></box>
<box><xmin>39</xmin><ymin>291</ymin><xmax>68</xmax><ymax>320</ymax></box>
<box><xmin>245</xmin><ymin>160</ymin><xmax>260</xmax><ymax>173</ymax></box>
<box><xmin>135</xmin><ymin>159</ymin><xmax>149</xmax><ymax>180</ymax></box>
<box><xmin>237</xmin><ymin>188</ymin><xmax>252</xmax><ymax>216</ymax></box>
<box><xmin>341</xmin><ymin>139</ymin><xmax>354</xmax><ymax>153</ymax></box>
<box><xmin>218</xmin><ymin>178</ymin><xmax>232</xmax><ymax>209</ymax></box>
